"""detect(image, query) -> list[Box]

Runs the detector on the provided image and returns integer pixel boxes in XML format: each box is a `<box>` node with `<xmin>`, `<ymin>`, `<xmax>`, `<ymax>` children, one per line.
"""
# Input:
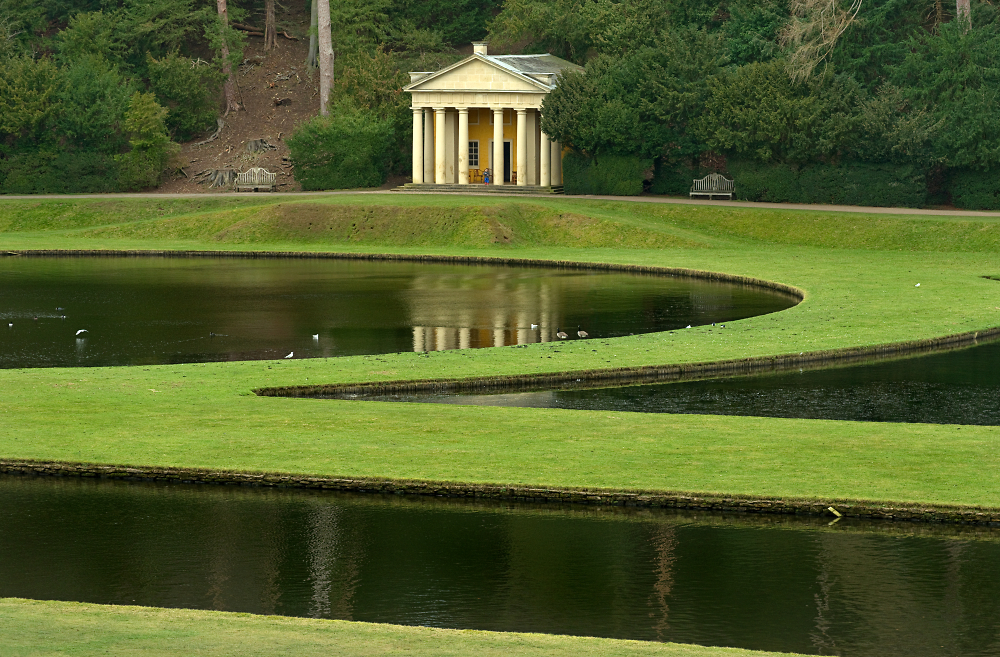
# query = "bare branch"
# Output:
<box><xmin>780</xmin><ymin>0</ymin><xmax>862</xmax><ymax>82</ymax></box>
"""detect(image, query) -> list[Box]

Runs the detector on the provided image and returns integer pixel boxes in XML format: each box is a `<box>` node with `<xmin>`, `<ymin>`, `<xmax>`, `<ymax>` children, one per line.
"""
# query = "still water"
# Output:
<box><xmin>0</xmin><ymin>256</ymin><xmax>796</xmax><ymax>368</ymax></box>
<box><xmin>2</xmin><ymin>475</ymin><xmax>1000</xmax><ymax>656</ymax></box>
<box><xmin>360</xmin><ymin>339</ymin><xmax>1000</xmax><ymax>426</ymax></box>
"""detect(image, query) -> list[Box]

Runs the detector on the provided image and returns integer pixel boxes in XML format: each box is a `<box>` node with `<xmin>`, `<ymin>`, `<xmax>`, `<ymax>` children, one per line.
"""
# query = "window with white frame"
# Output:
<box><xmin>468</xmin><ymin>141</ymin><xmax>479</xmax><ymax>168</ymax></box>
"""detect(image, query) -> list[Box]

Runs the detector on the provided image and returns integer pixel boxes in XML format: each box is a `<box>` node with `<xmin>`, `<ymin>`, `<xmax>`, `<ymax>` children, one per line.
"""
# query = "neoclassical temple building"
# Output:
<box><xmin>404</xmin><ymin>42</ymin><xmax>583</xmax><ymax>189</ymax></box>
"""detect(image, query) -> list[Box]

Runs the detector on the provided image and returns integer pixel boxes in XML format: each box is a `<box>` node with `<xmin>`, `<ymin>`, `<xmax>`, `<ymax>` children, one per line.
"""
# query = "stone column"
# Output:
<box><xmin>434</xmin><ymin>107</ymin><xmax>446</xmax><ymax>185</ymax></box>
<box><xmin>411</xmin><ymin>108</ymin><xmax>423</xmax><ymax>184</ymax></box>
<box><xmin>540</xmin><ymin>127</ymin><xmax>551</xmax><ymax>187</ymax></box>
<box><xmin>550</xmin><ymin>139</ymin><xmax>562</xmax><ymax>186</ymax></box>
<box><xmin>423</xmin><ymin>108</ymin><xmax>434</xmax><ymax>183</ymax></box>
<box><xmin>493</xmin><ymin>108</ymin><xmax>504</xmax><ymax>185</ymax></box>
<box><xmin>458</xmin><ymin>108</ymin><xmax>469</xmax><ymax>184</ymax></box>
<box><xmin>516</xmin><ymin>109</ymin><xmax>527</xmax><ymax>186</ymax></box>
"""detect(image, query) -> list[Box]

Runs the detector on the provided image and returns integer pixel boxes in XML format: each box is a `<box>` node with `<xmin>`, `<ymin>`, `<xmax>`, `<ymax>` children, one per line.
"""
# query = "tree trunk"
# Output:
<box><xmin>217</xmin><ymin>0</ymin><xmax>240</xmax><ymax>114</ymax></box>
<box><xmin>307</xmin><ymin>0</ymin><xmax>318</xmax><ymax>68</ymax></box>
<box><xmin>956</xmin><ymin>0</ymin><xmax>971</xmax><ymax>31</ymax></box>
<box><xmin>317</xmin><ymin>0</ymin><xmax>333</xmax><ymax>116</ymax></box>
<box><xmin>264</xmin><ymin>0</ymin><xmax>277</xmax><ymax>51</ymax></box>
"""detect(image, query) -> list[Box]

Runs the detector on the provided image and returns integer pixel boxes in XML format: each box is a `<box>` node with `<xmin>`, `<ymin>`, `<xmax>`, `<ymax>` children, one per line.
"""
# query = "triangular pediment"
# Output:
<box><xmin>405</xmin><ymin>54</ymin><xmax>550</xmax><ymax>93</ymax></box>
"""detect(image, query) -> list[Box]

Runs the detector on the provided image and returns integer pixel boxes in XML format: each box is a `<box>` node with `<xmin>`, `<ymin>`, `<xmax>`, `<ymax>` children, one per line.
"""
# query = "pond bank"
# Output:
<box><xmin>3</xmin><ymin>196</ymin><xmax>1000</xmax><ymax>523</ymax></box>
<box><xmin>0</xmin><ymin>598</ymin><xmax>804</xmax><ymax>657</ymax></box>
<box><xmin>4</xmin><ymin>460</ymin><xmax>1000</xmax><ymax>526</ymax></box>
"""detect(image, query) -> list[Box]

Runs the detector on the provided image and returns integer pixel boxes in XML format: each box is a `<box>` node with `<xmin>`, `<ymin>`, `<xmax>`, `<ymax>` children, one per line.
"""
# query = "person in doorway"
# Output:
<box><xmin>483</xmin><ymin>168</ymin><xmax>491</xmax><ymax>185</ymax></box>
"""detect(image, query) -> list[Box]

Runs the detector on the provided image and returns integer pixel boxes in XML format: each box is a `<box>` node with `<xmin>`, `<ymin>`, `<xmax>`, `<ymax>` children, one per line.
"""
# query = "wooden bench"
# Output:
<box><xmin>236</xmin><ymin>167</ymin><xmax>277</xmax><ymax>192</ymax></box>
<box><xmin>690</xmin><ymin>173</ymin><xmax>734</xmax><ymax>200</ymax></box>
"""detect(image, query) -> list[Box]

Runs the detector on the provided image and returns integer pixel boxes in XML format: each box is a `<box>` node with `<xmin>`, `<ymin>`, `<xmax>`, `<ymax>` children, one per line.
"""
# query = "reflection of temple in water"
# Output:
<box><xmin>409</xmin><ymin>274</ymin><xmax>564</xmax><ymax>352</ymax></box>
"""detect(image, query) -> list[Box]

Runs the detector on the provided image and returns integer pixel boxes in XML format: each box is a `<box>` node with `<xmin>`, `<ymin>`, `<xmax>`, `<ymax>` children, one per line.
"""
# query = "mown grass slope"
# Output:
<box><xmin>1</xmin><ymin>193</ymin><xmax>999</xmax><ymax>510</ymax></box>
<box><xmin>0</xmin><ymin>598</ymin><xmax>806</xmax><ymax>657</ymax></box>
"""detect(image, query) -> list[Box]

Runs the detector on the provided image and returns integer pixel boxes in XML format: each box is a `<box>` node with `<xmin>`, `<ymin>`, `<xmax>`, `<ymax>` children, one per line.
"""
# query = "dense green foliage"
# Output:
<box><xmin>514</xmin><ymin>0</ymin><xmax>1000</xmax><ymax>207</ymax></box>
<box><xmin>948</xmin><ymin>169</ymin><xmax>1000</xmax><ymax>210</ymax></box>
<box><xmin>0</xmin><ymin>0</ymin><xmax>242</xmax><ymax>192</ymax></box>
<box><xmin>562</xmin><ymin>152</ymin><xmax>651</xmax><ymax>195</ymax></box>
<box><xmin>728</xmin><ymin>160</ymin><xmax>927</xmax><ymax>207</ymax></box>
<box><xmin>288</xmin><ymin>106</ymin><xmax>396</xmax><ymax>190</ymax></box>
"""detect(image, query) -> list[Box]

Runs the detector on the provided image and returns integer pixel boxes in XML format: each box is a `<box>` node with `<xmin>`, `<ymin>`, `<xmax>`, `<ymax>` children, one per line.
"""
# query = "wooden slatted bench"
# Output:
<box><xmin>236</xmin><ymin>167</ymin><xmax>277</xmax><ymax>192</ymax></box>
<box><xmin>690</xmin><ymin>173</ymin><xmax>734</xmax><ymax>200</ymax></box>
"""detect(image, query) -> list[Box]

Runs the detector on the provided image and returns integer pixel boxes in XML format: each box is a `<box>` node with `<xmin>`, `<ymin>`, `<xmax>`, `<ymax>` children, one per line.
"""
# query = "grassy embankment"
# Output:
<box><xmin>0</xmin><ymin>598</ymin><xmax>804</xmax><ymax>657</ymax></box>
<box><xmin>1</xmin><ymin>194</ymin><xmax>998</xmax><ymax>657</ymax></box>
<box><xmin>2</xmin><ymin>194</ymin><xmax>1000</xmax><ymax>507</ymax></box>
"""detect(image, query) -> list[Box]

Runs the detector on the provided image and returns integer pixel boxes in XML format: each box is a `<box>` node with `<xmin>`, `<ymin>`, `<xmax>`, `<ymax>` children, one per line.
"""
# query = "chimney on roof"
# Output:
<box><xmin>473</xmin><ymin>41</ymin><xmax>488</xmax><ymax>55</ymax></box>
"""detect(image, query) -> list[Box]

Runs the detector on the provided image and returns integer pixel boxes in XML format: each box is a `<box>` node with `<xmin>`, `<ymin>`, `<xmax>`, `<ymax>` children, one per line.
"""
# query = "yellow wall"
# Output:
<box><xmin>467</xmin><ymin>109</ymin><xmax>515</xmax><ymax>178</ymax></box>
<box><xmin>430</xmin><ymin>108</ymin><xmax>522</xmax><ymax>181</ymax></box>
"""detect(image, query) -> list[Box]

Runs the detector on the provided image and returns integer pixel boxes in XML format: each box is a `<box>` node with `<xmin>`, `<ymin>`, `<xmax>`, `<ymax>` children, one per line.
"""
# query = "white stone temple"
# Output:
<box><xmin>404</xmin><ymin>42</ymin><xmax>583</xmax><ymax>190</ymax></box>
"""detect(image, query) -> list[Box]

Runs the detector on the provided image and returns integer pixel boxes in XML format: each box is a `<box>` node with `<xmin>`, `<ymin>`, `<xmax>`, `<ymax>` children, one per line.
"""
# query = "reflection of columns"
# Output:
<box><xmin>550</xmin><ymin>139</ymin><xmax>562</xmax><ymax>186</ymax></box>
<box><xmin>459</xmin><ymin>327</ymin><xmax>471</xmax><ymax>350</ymax></box>
<box><xmin>423</xmin><ymin>109</ymin><xmax>434</xmax><ymax>184</ymax></box>
<box><xmin>412</xmin><ymin>326</ymin><xmax>425</xmax><ymax>352</ymax></box>
<box><xmin>434</xmin><ymin>108</ymin><xmax>446</xmax><ymax>184</ymax></box>
<box><xmin>493</xmin><ymin>108</ymin><xmax>504</xmax><ymax>185</ymax></box>
<box><xmin>493</xmin><ymin>309</ymin><xmax>505</xmax><ymax>347</ymax></box>
<box><xmin>411</xmin><ymin>108</ymin><xmax>423</xmax><ymax>184</ymax></box>
<box><xmin>516</xmin><ymin>109</ymin><xmax>527</xmax><ymax>186</ymax></box>
<box><xmin>458</xmin><ymin>108</ymin><xmax>469</xmax><ymax>184</ymax></box>
<box><xmin>435</xmin><ymin>327</ymin><xmax>448</xmax><ymax>351</ymax></box>
<box><xmin>540</xmin><ymin>127</ymin><xmax>550</xmax><ymax>187</ymax></box>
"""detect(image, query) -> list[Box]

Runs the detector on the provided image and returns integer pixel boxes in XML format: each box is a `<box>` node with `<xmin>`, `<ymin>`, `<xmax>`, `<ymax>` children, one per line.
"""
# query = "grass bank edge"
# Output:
<box><xmin>4</xmin><ymin>458</ymin><xmax>1000</xmax><ymax>525</ymax></box>
<box><xmin>0</xmin><ymin>598</ymin><xmax>809</xmax><ymax>657</ymax></box>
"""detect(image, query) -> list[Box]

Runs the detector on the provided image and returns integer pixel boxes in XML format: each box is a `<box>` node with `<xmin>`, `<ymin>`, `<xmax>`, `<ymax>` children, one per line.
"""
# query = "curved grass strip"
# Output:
<box><xmin>3</xmin><ymin>195</ymin><xmax>1000</xmax><ymax>518</ymax></box>
<box><xmin>0</xmin><ymin>598</ymin><xmax>805</xmax><ymax>657</ymax></box>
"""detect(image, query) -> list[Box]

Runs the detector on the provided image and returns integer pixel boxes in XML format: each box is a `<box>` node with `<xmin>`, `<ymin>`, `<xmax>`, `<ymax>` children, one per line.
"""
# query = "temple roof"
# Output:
<box><xmin>405</xmin><ymin>52</ymin><xmax>583</xmax><ymax>93</ymax></box>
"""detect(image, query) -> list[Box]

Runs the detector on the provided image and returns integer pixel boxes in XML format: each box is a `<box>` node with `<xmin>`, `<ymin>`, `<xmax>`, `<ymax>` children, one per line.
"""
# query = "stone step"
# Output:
<box><xmin>393</xmin><ymin>183</ymin><xmax>564</xmax><ymax>195</ymax></box>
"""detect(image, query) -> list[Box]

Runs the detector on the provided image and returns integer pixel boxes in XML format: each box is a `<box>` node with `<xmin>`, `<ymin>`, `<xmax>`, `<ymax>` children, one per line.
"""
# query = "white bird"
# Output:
<box><xmin>7</xmin><ymin>323</ymin><xmax>11</xmax><ymax>328</ymax></box>
<box><xmin>312</xmin><ymin>334</ymin><xmax>319</xmax><ymax>340</ymax></box>
<box><xmin>76</xmin><ymin>329</ymin><xmax>88</xmax><ymax>336</ymax></box>
<box><xmin>685</xmin><ymin>325</ymin><xmax>692</xmax><ymax>329</ymax></box>
<box><xmin>284</xmin><ymin>352</ymin><xmax>294</xmax><ymax>359</ymax></box>
<box><xmin>915</xmin><ymin>283</ymin><xmax>920</xmax><ymax>287</ymax></box>
<box><xmin>530</xmin><ymin>324</ymin><xmax>538</xmax><ymax>330</ymax></box>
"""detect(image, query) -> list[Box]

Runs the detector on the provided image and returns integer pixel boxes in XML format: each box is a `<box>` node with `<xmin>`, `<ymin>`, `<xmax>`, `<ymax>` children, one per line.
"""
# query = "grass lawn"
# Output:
<box><xmin>2</xmin><ymin>193</ymin><xmax>999</xmax><ymax>655</ymax></box>
<box><xmin>2</xmin><ymin>194</ymin><xmax>1000</xmax><ymax>508</ymax></box>
<box><xmin>0</xmin><ymin>598</ymin><xmax>806</xmax><ymax>657</ymax></box>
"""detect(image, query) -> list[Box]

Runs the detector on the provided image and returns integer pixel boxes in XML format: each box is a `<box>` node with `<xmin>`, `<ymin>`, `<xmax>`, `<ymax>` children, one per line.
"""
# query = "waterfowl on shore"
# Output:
<box><xmin>556</xmin><ymin>328</ymin><xmax>568</xmax><ymax>339</ymax></box>
<box><xmin>577</xmin><ymin>326</ymin><xmax>588</xmax><ymax>338</ymax></box>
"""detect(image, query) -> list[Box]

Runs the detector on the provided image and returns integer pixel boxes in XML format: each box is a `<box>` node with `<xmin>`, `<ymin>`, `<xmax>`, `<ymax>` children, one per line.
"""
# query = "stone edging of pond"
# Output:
<box><xmin>256</xmin><ymin>325</ymin><xmax>1000</xmax><ymax>397</ymax></box>
<box><xmin>2</xmin><ymin>459</ymin><xmax>999</xmax><ymax>526</ymax></box>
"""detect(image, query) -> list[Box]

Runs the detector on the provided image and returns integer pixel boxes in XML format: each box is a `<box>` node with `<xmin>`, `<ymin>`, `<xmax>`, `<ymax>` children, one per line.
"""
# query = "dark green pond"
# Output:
<box><xmin>2</xmin><ymin>475</ymin><xmax>1000</xmax><ymax>656</ymax></box>
<box><xmin>358</xmin><ymin>338</ymin><xmax>1000</xmax><ymax>426</ymax></box>
<box><xmin>0</xmin><ymin>256</ymin><xmax>796</xmax><ymax>368</ymax></box>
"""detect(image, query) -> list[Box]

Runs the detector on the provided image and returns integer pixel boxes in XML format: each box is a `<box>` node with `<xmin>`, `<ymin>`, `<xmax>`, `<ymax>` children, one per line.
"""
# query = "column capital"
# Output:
<box><xmin>433</xmin><ymin>107</ymin><xmax>447</xmax><ymax>111</ymax></box>
<box><xmin>457</xmin><ymin>107</ymin><xmax>469</xmax><ymax>113</ymax></box>
<box><xmin>516</xmin><ymin>108</ymin><xmax>527</xmax><ymax>115</ymax></box>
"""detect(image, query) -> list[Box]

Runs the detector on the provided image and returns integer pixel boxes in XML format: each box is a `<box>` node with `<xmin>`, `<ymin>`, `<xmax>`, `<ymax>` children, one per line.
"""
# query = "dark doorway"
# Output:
<box><xmin>504</xmin><ymin>141</ymin><xmax>512</xmax><ymax>182</ymax></box>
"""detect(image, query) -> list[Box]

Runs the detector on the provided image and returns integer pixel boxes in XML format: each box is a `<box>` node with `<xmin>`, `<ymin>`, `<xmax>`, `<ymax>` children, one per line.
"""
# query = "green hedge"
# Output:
<box><xmin>288</xmin><ymin>109</ymin><xmax>395</xmax><ymax>191</ymax></box>
<box><xmin>949</xmin><ymin>170</ymin><xmax>1000</xmax><ymax>210</ymax></box>
<box><xmin>726</xmin><ymin>161</ymin><xmax>927</xmax><ymax>208</ymax></box>
<box><xmin>648</xmin><ymin>160</ymin><xmax>696</xmax><ymax>195</ymax></box>
<box><xmin>562</xmin><ymin>152</ymin><xmax>651</xmax><ymax>196</ymax></box>
<box><xmin>0</xmin><ymin>150</ymin><xmax>119</xmax><ymax>194</ymax></box>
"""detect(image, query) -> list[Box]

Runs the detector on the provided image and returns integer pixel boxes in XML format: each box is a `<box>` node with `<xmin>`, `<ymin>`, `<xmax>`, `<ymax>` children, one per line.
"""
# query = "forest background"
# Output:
<box><xmin>2</xmin><ymin>0</ymin><xmax>1000</xmax><ymax>209</ymax></box>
